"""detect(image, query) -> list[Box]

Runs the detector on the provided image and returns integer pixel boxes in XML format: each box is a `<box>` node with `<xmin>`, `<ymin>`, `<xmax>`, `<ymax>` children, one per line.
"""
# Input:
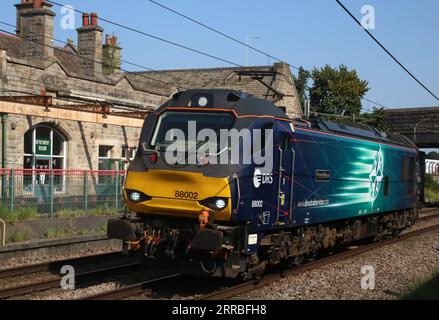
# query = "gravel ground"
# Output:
<box><xmin>239</xmin><ymin>225</ymin><xmax>439</xmax><ymax>300</ymax></box>
<box><xmin>25</xmin><ymin>282</ymin><xmax>121</xmax><ymax>300</ymax></box>
<box><xmin>26</xmin><ymin>268</ymin><xmax>175</xmax><ymax>300</ymax></box>
<box><xmin>0</xmin><ymin>247</ymin><xmax>119</xmax><ymax>270</ymax></box>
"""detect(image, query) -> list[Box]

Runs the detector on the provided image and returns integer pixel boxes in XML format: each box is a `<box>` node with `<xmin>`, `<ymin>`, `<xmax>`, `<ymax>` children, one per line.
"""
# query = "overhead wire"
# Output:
<box><xmin>335</xmin><ymin>0</ymin><xmax>439</xmax><ymax>103</ymax></box>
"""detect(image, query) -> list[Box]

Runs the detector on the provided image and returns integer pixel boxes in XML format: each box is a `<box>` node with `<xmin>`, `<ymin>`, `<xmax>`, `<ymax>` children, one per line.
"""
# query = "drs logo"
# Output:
<box><xmin>253</xmin><ymin>168</ymin><xmax>273</xmax><ymax>188</ymax></box>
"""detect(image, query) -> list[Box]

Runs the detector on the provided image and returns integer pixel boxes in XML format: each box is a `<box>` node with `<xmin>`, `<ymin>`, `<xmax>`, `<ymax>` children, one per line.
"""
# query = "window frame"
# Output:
<box><xmin>23</xmin><ymin>125</ymin><xmax>67</xmax><ymax>195</ymax></box>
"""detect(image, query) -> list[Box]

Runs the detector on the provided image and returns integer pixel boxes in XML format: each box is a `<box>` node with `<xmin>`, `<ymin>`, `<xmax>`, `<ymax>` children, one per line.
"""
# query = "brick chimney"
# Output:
<box><xmin>102</xmin><ymin>34</ymin><xmax>122</xmax><ymax>75</ymax></box>
<box><xmin>77</xmin><ymin>12</ymin><xmax>104</xmax><ymax>78</ymax></box>
<box><xmin>15</xmin><ymin>0</ymin><xmax>55</xmax><ymax>60</ymax></box>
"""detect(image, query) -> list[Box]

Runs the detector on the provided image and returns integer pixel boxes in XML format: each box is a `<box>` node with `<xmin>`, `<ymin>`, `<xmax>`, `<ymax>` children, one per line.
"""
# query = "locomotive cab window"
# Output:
<box><xmin>150</xmin><ymin>111</ymin><xmax>234</xmax><ymax>151</ymax></box>
<box><xmin>253</xmin><ymin>122</ymin><xmax>274</xmax><ymax>154</ymax></box>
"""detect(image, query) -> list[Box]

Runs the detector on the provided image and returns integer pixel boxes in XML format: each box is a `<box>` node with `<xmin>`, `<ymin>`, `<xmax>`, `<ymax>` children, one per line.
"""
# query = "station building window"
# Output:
<box><xmin>121</xmin><ymin>145</ymin><xmax>137</xmax><ymax>171</ymax></box>
<box><xmin>98</xmin><ymin>145</ymin><xmax>123</xmax><ymax>184</ymax></box>
<box><xmin>23</xmin><ymin>125</ymin><xmax>67</xmax><ymax>193</ymax></box>
<box><xmin>98</xmin><ymin>145</ymin><xmax>117</xmax><ymax>170</ymax></box>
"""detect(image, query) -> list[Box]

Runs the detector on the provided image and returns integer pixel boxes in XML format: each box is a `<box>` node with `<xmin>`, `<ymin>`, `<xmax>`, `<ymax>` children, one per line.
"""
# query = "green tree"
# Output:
<box><xmin>293</xmin><ymin>67</ymin><xmax>310</xmax><ymax>108</ymax></box>
<box><xmin>360</xmin><ymin>106</ymin><xmax>388</xmax><ymax>132</ymax></box>
<box><xmin>427</xmin><ymin>151</ymin><xmax>439</xmax><ymax>160</ymax></box>
<box><xmin>309</xmin><ymin>64</ymin><xmax>369</xmax><ymax>116</ymax></box>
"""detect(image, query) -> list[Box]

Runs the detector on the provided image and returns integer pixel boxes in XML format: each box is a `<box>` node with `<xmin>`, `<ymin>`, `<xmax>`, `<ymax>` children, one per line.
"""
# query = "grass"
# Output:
<box><xmin>0</xmin><ymin>206</ymin><xmax>38</xmax><ymax>223</ymax></box>
<box><xmin>43</xmin><ymin>223</ymin><xmax>107</xmax><ymax>239</ymax></box>
<box><xmin>44</xmin><ymin>227</ymin><xmax>66</xmax><ymax>239</ymax></box>
<box><xmin>16</xmin><ymin>207</ymin><xmax>38</xmax><ymax>221</ymax></box>
<box><xmin>0</xmin><ymin>206</ymin><xmax>120</xmax><ymax>222</ymax></box>
<box><xmin>53</xmin><ymin>207</ymin><xmax>119</xmax><ymax>219</ymax></box>
<box><xmin>7</xmin><ymin>228</ymin><xmax>30</xmax><ymax>243</ymax></box>
<box><xmin>425</xmin><ymin>189</ymin><xmax>439</xmax><ymax>203</ymax></box>
<box><xmin>425</xmin><ymin>175</ymin><xmax>439</xmax><ymax>203</ymax></box>
<box><xmin>400</xmin><ymin>271</ymin><xmax>439</xmax><ymax>300</ymax></box>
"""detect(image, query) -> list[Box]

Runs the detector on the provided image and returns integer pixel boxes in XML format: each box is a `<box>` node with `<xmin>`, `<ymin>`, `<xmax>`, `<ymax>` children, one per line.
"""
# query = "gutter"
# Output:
<box><xmin>0</xmin><ymin>218</ymin><xmax>4</xmax><ymax>246</ymax></box>
<box><xmin>57</xmin><ymin>89</ymin><xmax>156</xmax><ymax>110</ymax></box>
<box><xmin>1</xmin><ymin>113</ymin><xmax>7</xmax><ymax>168</ymax></box>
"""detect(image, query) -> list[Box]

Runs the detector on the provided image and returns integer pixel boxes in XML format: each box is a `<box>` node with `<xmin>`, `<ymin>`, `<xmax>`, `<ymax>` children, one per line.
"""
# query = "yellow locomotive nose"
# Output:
<box><xmin>123</xmin><ymin>169</ymin><xmax>232</xmax><ymax>221</ymax></box>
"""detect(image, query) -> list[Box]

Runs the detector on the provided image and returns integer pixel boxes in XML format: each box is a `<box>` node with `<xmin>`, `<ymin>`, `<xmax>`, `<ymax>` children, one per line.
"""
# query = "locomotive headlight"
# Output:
<box><xmin>215</xmin><ymin>199</ymin><xmax>226</xmax><ymax>210</ymax></box>
<box><xmin>198</xmin><ymin>96</ymin><xmax>208</xmax><ymax>107</ymax></box>
<box><xmin>130</xmin><ymin>192</ymin><xmax>141</xmax><ymax>202</ymax></box>
<box><xmin>126</xmin><ymin>190</ymin><xmax>151</xmax><ymax>203</ymax></box>
<box><xmin>199</xmin><ymin>197</ymin><xmax>228</xmax><ymax>211</ymax></box>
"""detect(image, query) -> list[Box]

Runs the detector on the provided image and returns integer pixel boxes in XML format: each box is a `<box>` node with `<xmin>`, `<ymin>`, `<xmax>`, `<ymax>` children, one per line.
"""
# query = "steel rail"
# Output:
<box><xmin>0</xmin><ymin>251</ymin><xmax>123</xmax><ymax>280</ymax></box>
<box><xmin>82</xmin><ymin>273</ymin><xmax>183</xmax><ymax>300</ymax></box>
<box><xmin>200</xmin><ymin>222</ymin><xmax>439</xmax><ymax>300</ymax></box>
<box><xmin>0</xmin><ymin>261</ymin><xmax>142</xmax><ymax>299</ymax></box>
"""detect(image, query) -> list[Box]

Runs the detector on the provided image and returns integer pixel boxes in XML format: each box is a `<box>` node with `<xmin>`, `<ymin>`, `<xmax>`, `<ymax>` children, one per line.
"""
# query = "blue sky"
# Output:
<box><xmin>1</xmin><ymin>0</ymin><xmax>439</xmax><ymax>110</ymax></box>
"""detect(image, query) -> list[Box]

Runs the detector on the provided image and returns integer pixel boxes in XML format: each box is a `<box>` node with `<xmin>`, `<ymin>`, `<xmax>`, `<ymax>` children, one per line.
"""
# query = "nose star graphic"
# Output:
<box><xmin>369</xmin><ymin>146</ymin><xmax>384</xmax><ymax>203</ymax></box>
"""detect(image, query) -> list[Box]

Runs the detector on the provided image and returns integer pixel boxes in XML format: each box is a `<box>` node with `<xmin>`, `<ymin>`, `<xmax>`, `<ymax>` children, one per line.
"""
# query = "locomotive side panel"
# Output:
<box><xmin>292</xmin><ymin>128</ymin><xmax>417</xmax><ymax>226</ymax></box>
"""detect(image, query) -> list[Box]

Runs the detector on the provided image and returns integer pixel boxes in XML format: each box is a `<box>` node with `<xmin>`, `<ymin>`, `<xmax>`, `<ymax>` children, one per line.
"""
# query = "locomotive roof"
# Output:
<box><xmin>156</xmin><ymin>89</ymin><xmax>416</xmax><ymax>150</ymax></box>
<box><xmin>157</xmin><ymin>89</ymin><xmax>290</xmax><ymax>120</ymax></box>
<box><xmin>293</xmin><ymin>116</ymin><xmax>417</xmax><ymax>150</ymax></box>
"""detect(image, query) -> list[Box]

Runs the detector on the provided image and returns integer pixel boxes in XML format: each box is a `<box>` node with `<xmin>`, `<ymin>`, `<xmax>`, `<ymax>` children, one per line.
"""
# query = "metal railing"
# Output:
<box><xmin>426</xmin><ymin>160</ymin><xmax>439</xmax><ymax>176</ymax></box>
<box><xmin>0</xmin><ymin>169</ymin><xmax>126</xmax><ymax>216</ymax></box>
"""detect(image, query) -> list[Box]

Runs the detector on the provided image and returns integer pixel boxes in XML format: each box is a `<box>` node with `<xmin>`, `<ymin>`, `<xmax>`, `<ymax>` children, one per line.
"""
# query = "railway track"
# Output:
<box><xmin>0</xmin><ymin>252</ymin><xmax>143</xmax><ymax>299</ymax></box>
<box><xmin>418</xmin><ymin>208</ymin><xmax>439</xmax><ymax>220</ymax></box>
<box><xmin>2</xmin><ymin>207</ymin><xmax>438</xmax><ymax>300</ymax></box>
<box><xmin>0</xmin><ymin>252</ymin><xmax>123</xmax><ymax>280</ymax></box>
<box><xmin>200</xmin><ymin>222</ymin><xmax>439</xmax><ymax>300</ymax></box>
<box><xmin>79</xmin><ymin>213</ymin><xmax>439</xmax><ymax>300</ymax></box>
<box><xmin>82</xmin><ymin>273</ymin><xmax>184</xmax><ymax>300</ymax></box>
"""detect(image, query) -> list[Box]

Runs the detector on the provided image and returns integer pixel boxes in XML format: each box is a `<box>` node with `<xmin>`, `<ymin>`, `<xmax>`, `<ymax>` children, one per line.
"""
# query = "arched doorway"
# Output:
<box><xmin>23</xmin><ymin>124</ymin><xmax>68</xmax><ymax>193</ymax></box>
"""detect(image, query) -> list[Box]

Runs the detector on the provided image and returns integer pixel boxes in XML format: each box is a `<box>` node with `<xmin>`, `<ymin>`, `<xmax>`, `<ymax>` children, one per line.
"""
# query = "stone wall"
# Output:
<box><xmin>77</xmin><ymin>24</ymin><xmax>103</xmax><ymax>78</ymax></box>
<box><xmin>0</xmin><ymin>50</ymin><xmax>6</xmax><ymax>91</ymax></box>
<box><xmin>128</xmin><ymin>62</ymin><xmax>303</xmax><ymax>118</ymax></box>
<box><xmin>4</xmin><ymin>57</ymin><xmax>168</xmax><ymax>108</ymax></box>
<box><xmin>4</xmin><ymin>113</ymin><xmax>141</xmax><ymax>170</ymax></box>
<box><xmin>385</xmin><ymin>107</ymin><xmax>439</xmax><ymax>133</ymax></box>
<box><xmin>17</xmin><ymin>2</ymin><xmax>55</xmax><ymax>60</ymax></box>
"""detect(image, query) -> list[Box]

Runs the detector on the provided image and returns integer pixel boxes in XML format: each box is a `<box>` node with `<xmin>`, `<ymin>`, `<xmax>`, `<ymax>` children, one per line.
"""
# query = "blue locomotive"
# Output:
<box><xmin>107</xmin><ymin>89</ymin><xmax>419</xmax><ymax>278</ymax></box>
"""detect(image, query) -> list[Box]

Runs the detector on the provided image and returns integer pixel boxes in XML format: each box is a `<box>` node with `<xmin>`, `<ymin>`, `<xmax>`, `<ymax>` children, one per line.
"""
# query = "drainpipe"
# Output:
<box><xmin>0</xmin><ymin>218</ymin><xmax>5</xmax><ymax>247</ymax></box>
<box><xmin>1</xmin><ymin>114</ymin><xmax>7</xmax><ymax>206</ymax></box>
<box><xmin>1</xmin><ymin>113</ymin><xmax>7</xmax><ymax>169</ymax></box>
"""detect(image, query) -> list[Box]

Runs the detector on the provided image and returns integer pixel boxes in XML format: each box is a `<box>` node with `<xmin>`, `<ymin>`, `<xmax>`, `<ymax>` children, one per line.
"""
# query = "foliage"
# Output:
<box><xmin>359</xmin><ymin>106</ymin><xmax>388</xmax><ymax>132</ymax></box>
<box><xmin>0</xmin><ymin>206</ymin><xmax>16</xmax><ymax>223</ymax></box>
<box><xmin>425</xmin><ymin>174</ymin><xmax>439</xmax><ymax>192</ymax></box>
<box><xmin>293</xmin><ymin>67</ymin><xmax>311</xmax><ymax>108</ymax></box>
<box><xmin>309</xmin><ymin>64</ymin><xmax>369</xmax><ymax>117</ymax></box>
<box><xmin>88</xmin><ymin>206</ymin><xmax>119</xmax><ymax>217</ymax></box>
<box><xmin>44</xmin><ymin>223</ymin><xmax>107</xmax><ymax>239</ymax></box>
<box><xmin>0</xmin><ymin>206</ymin><xmax>38</xmax><ymax>223</ymax></box>
<box><xmin>0</xmin><ymin>205</ymin><xmax>118</xmax><ymax>223</ymax></box>
<box><xmin>425</xmin><ymin>189</ymin><xmax>439</xmax><ymax>203</ymax></box>
<box><xmin>426</xmin><ymin>151</ymin><xmax>439</xmax><ymax>160</ymax></box>
<box><xmin>16</xmin><ymin>207</ymin><xmax>38</xmax><ymax>221</ymax></box>
<box><xmin>7</xmin><ymin>229</ymin><xmax>29</xmax><ymax>243</ymax></box>
<box><xmin>424</xmin><ymin>175</ymin><xmax>439</xmax><ymax>203</ymax></box>
<box><xmin>44</xmin><ymin>227</ymin><xmax>65</xmax><ymax>239</ymax></box>
<box><xmin>400</xmin><ymin>271</ymin><xmax>439</xmax><ymax>300</ymax></box>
